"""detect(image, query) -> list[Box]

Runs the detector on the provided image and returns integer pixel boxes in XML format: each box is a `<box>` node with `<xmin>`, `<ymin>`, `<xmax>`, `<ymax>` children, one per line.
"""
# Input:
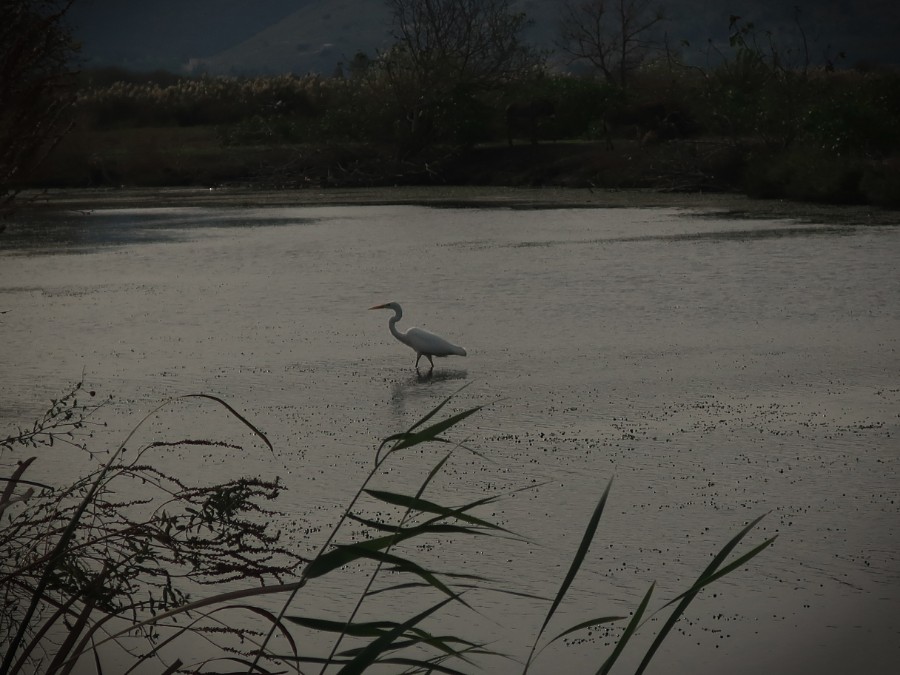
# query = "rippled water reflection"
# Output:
<box><xmin>1</xmin><ymin>198</ymin><xmax>898</xmax><ymax>674</ymax></box>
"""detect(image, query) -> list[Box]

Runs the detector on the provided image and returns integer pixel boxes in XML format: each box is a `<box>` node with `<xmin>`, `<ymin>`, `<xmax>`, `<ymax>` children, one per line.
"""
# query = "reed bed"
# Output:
<box><xmin>1</xmin><ymin>382</ymin><xmax>774</xmax><ymax>673</ymax></box>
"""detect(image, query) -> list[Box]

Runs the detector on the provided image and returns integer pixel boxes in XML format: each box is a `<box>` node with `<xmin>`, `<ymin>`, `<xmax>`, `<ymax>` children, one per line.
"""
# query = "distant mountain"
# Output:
<box><xmin>68</xmin><ymin>0</ymin><xmax>900</xmax><ymax>75</ymax></box>
<box><xmin>68</xmin><ymin>0</ymin><xmax>305</xmax><ymax>71</ymax></box>
<box><xmin>197</xmin><ymin>0</ymin><xmax>393</xmax><ymax>76</ymax></box>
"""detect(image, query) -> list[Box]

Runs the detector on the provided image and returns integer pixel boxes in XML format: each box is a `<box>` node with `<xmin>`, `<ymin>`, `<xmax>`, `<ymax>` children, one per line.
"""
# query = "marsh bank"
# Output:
<box><xmin>15</xmin><ymin>185</ymin><xmax>900</xmax><ymax>224</ymax></box>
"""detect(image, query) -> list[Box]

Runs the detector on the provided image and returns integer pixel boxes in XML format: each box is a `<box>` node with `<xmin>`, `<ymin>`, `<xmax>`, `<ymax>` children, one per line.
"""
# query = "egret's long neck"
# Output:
<box><xmin>388</xmin><ymin>310</ymin><xmax>405</xmax><ymax>342</ymax></box>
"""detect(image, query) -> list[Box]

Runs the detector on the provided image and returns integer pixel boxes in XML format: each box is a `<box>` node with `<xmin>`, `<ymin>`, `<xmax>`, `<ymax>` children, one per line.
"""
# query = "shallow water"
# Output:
<box><xmin>1</xmin><ymin>198</ymin><xmax>898</xmax><ymax>674</ymax></box>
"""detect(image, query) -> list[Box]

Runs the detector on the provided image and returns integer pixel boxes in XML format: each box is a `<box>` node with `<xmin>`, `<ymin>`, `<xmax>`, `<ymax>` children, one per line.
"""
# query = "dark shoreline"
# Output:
<box><xmin>16</xmin><ymin>185</ymin><xmax>900</xmax><ymax>227</ymax></box>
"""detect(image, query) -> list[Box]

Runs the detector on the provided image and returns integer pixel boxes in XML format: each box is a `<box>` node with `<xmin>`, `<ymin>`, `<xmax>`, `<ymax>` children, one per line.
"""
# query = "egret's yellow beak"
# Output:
<box><xmin>369</xmin><ymin>303</ymin><xmax>388</xmax><ymax>310</ymax></box>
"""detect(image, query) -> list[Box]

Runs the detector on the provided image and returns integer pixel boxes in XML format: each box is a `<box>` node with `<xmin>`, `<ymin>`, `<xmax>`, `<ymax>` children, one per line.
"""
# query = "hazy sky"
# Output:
<box><xmin>67</xmin><ymin>0</ymin><xmax>900</xmax><ymax>72</ymax></box>
<box><xmin>68</xmin><ymin>0</ymin><xmax>303</xmax><ymax>66</ymax></box>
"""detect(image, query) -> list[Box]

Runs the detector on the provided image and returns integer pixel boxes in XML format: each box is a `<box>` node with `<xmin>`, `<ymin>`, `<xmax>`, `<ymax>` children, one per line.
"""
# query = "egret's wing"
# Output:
<box><xmin>405</xmin><ymin>327</ymin><xmax>465</xmax><ymax>356</ymax></box>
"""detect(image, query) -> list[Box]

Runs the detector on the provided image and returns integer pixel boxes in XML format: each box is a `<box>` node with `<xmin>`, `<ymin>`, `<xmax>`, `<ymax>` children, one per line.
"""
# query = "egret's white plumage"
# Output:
<box><xmin>369</xmin><ymin>302</ymin><xmax>466</xmax><ymax>370</ymax></box>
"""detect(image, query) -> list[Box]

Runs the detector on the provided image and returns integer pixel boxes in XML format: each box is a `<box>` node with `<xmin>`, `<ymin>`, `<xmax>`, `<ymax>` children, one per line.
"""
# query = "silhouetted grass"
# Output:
<box><xmin>2</xmin><ymin>383</ymin><xmax>775</xmax><ymax>673</ymax></box>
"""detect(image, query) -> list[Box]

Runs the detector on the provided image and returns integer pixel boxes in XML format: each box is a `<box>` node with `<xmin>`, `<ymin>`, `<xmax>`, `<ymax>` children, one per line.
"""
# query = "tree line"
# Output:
<box><xmin>2</xmin><ymin>0</ymin><xmax>899</xmax><ymax>207</ymax></box>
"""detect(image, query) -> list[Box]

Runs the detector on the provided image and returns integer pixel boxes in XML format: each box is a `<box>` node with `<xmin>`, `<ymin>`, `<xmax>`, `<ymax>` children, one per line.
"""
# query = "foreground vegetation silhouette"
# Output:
<box><xmin>1</xmin><ymin>381</ymin><xmax>775</xmax><ymax>673</ymax></box>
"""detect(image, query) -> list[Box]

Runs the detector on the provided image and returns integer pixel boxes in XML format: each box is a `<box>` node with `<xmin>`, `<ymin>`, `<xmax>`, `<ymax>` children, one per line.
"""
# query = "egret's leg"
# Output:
<box><xmin>415</xmin><ymin>353</ymin><xmax>422</xmax><ymax>369</ymax></box>
<box><xmin>426</xmin><ymin>355</ymin><xmax>434</xmax><ymax>370</ymax></box>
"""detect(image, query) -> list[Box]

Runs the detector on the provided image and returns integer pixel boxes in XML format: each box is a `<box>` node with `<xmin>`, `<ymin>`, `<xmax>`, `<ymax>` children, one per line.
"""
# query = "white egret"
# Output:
<box><xmin>369</xmin><ymin>302</ymin><xmax>467</xmax><ymax>370</ymax></box>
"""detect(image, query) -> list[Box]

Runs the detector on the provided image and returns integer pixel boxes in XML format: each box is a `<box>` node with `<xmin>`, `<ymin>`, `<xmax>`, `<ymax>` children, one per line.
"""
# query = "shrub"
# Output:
<box><xmin>75</xmin><ymin>75</ymin><xmax>331</xmax><ymax>130</ymax></box>
<box><xmin>744</xmin><ymin>144</ymin><xmax>866</xmax><ymax>203</ymax></box>
<box><xmin>860</xmin><ymin>158</ymin><xmax>900</xmax><ymax>208</ymax></box>
<box><xmin>800</xmin><ymin>70</ymin><xmax>900</xmax><ymax>157</ymax></box>
<box><xmin>1</xmin><ymin>383</ymin><xmax>303</xmax><ymax>672</ymax></box>
<box><xmin>1</xmin><ymin>0</ymin><xmax>79</xmax><ymax>211</ymax></box>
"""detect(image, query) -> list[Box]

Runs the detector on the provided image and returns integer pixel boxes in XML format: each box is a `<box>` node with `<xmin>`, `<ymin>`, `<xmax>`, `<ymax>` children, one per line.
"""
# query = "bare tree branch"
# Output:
<box><xmin>558</xmin><ymin>0</ymin><xmax>666</xmax><ymax>88</ymax></box>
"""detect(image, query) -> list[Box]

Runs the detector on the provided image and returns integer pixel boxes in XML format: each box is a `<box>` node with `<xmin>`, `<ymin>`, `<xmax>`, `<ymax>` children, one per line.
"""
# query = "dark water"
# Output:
<box><xmin>1</xmin><ymin>200</ymin><xmax>898</xmax><ymax>673</ymax></box>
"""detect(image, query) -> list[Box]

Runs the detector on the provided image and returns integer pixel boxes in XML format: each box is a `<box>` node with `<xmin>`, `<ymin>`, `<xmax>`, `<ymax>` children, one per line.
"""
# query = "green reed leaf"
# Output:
<box><xmin>523</xmin><ymin>478</ymin><xmax>613</xmax><ymax>673</ymax></box>
<box><xmin>286</xmin><ymin>615</ymin><xmax>396</xmax><ymax>637</ymax></box>
<box><xmin>597</xmin><ymin>583</ymin><xmax>654</xmax><ymax>675</ymax></box>
<box><xmin>634</xmin><ymin>514</ymin><xmax>776</xmax><ymax>675</ymax></box>
<box><xmin>337</xmin><ymin>594</ymin><xmax>457</xmax><ymax>675</ymax></box>
<box><xmin>364</xmin><ymin>488</ymin><xmax>508</xmax><ymax>532</ymax></box>
<box><xmin>389</xmin><ymin>406</ymin><xmax>484</xmax><ymax>452</ymax></box>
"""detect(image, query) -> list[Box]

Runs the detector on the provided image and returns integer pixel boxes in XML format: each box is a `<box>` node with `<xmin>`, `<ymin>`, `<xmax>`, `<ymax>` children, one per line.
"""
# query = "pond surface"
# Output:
<box><xmin>1</xmin><ymin>192</ymin><xmax>898</xmax><ymax>674</ymax></box>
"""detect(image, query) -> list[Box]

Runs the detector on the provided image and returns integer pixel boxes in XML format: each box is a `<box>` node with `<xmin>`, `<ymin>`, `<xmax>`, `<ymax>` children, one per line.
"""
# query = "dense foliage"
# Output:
<box><xmin>8</xmin><ymin>3</ymin><xmax>900</xmax><ymax>207</ymax></box>
<box><xmin>0</xmin><ymin>0</ymin><xmax>79</xmax><ymax>212</ymax></box>
<box><xmin>52</xmin><ymin>58</ymin><xmax>899</xmax><ymax>206</ymax></box>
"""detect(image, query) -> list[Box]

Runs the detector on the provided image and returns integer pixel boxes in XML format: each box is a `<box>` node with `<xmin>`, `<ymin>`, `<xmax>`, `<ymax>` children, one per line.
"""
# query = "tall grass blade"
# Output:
<box><xmin>0</xmin><ymin>456</ymin><xmax>36</xmax><ymax>516</ymax></box>
<box><xmin>304</xmin><ymin>525</ymin><xmax>495</xmax><ymax>593</ymax></box>
<box><xmin>84</xmin><ymin>580</ymin><xmax>306</xmax><ymax>654</ymax></box>
<box><xmin>347</xmin><ymin>512</ymin><xmax>486</xmax><ymax>538</ymax></box>
<box><xmin>289</xmin><ymin>614</ymin><xmax>489</xmax><ymax>664</ymax></box>
<box><xmin>523</xmin><ymin>478</ymin><xmax>613</xmax><ymax>673</ymax></box>
<box><xmin>659</xmin><ymin>536</ymin><xmax>778</xmax><ymax>611</ymax></box>
<box><xmin>322</xmin><ymin>444</ymin><xmax>480</xmax><ymax>672</ymax></box>
<box><xmin>356</xmin><ymin>657</ymin><xmax>470</xmax><ymax>675</ymax></box>
<box><xmin>159</xmin><ymin>660</ymin><xmax>183</xmax><ymax>675</ymax></box>
<box><xmin>378</xmin><ymin>407</ymin><xmax>483</xmax><ymax>462</ymax></box>
<box><xmin>259</xmin><ymin>396</ymin><xmax>476</xmax><ymax>670</ymax></box>
<box><xmin>45</xmin><ymin>591</ymin><xmax>98</xmax><ymax>675</ymax></box>
<box><xmin>1</xmin><ymin>394</ymin><xmax>168</xmax><ymax>673</ymax></box>
<box><xmin>330</xmin><ymin>545</ymin><xmax>469</xmax><ymax>607</ymax></box>
<box><xmin>364</xmin><ymin>489</ymin><xmax>511</xmax><ymax>532</ymax></box>
<box><xmin>405</xmin><ymin>383</ymin><xmax>472</xmax><ymax>433</ymax></box>
<box><xmin>5</xmin><ymin>392</ymin><xmax>277</xmax><ymax>674</ymax></box>
<box><xmin>304</xmin><ymin>527</ymin><xmax>435</xmax><ymax>578</ymax></box>
<box><xmin>349</xmin><ymin>517</ymin><xmax>491</xmax><ymax>543</ymax></box>
<box><xmin>397</xmin><ymin>405</ymin><xmax>483</xmax><ymax>448</ymax></box>
<box><xmin>90</xmin><ymin>646</ymin><xmax>102</xmax><ymax>675</ymax></box>
<box><xmin>235</xmin><ymin>605</ymin><xmax>299</xmax><ymax>663</ymax></box>
<box><xmin>106</xmin><ymin>603</ymin><xmax>296</xmax><ymax>675</ymax></box>
<box><xmin>197</xmin><ymin>657</ymin><xmax>280</xmax><ymax>674</ymax></box>
<box><xmin>287</xmin><ymin>615</ymin><xmax>397</xmax><ymax>637</ymax></box>
<box><xmin>366</xmin><ymin>581</ymin><xmax>550</xmax><ymax>603</ymax></box>
<box><xmin>10</xmin><ymin>583</ymin><xmax>85</xmax><ymax>673</ymax></box>
<box><xmin>634</xmin><ymin>514</ymin><xmax>776</xmax><ymax>675</ymax></box>
<box><xmin>182</xmin><ymin>393</ymin><xmax>273</xmax><ymax>453</ymax></box>
<box><xmin>336</xmin><ymin>594</ymin><xmax>456</xmax><ymax>675</ymax></box>
<box><xmin>597</xmin><ymin>583</ymin><xmax>654</xmax><ymax>675</ymax></box>
<box><xmin>374</xmin><ymin>385</ymin><xmax>473</xmax><ymax>462</ymax></box>
<box><xmin>337</xmin><ymin>633</ymin><xmax>484</xmax><ymax>661</ymax></box>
